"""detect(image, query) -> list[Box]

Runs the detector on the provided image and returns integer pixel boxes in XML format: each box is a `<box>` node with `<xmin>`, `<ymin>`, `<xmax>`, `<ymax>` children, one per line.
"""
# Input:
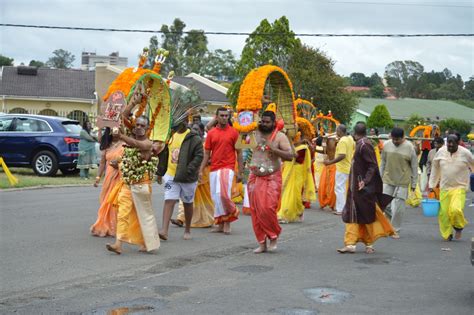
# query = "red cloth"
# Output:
<box><xmin>421</xmin><ymin>140</ymin><xmax>431</xmax><ymax>151</ymax></box>
<box><xmin>248</xmin><ymin>171</ymin><xmax>282</xmax><ymax>243</ymax></box>
<box><xmin>205</xmin><ymin>125</ymin><xmax>239</xmax><ymax>171</ymax></box>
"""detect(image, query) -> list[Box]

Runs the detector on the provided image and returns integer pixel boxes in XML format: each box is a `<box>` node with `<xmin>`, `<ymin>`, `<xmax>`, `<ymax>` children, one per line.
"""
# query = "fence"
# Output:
<box><xmin>7</xmin><ymin>107</ymin><xmax>98</xmax><ymax>126</ymax></box>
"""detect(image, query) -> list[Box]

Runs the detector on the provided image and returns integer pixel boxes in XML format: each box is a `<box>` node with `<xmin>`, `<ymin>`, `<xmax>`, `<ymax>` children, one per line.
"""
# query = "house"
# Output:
<box><xmin>1</xmin><ymin>65</ymin><xmax>230</xmax><ymax>124</ymax></box>
<box><xmin>173</xmin><ymin>73</ymin><xmax>230</xmax><ymax>116</ymax></box>
<box><xmin>350</xmin><ymin>98</ymin><xmax>474</xmax><ymax>130</ymax></box>
<box><xmin>0</xmin><ymin>66</ymin><xmax>96</xmax><ymax>124</ymax></box>
<box><xmin>81</xmin><ymin>51</ymin><xmax>128</xmax><ymax>70</ymax></box>
<box><xmin>345</xmin><ymin>86</ymin><xmax>397</xmax><ymax>99</ymax></box>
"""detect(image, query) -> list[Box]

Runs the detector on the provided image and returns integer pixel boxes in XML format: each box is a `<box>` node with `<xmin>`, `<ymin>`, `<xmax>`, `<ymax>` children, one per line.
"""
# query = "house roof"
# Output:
<box><xmin>357</xmin><ymin>98</ymin><xmax>474</xmax><ymax>123</ymax></box>
<box><xmin>0</xmin><ymin>66</ymin><xmax>95</xmax><ymax>100</ymax></box>
<box><xmin>173</xmin><ymin>73</ymin><xmax>228</xmax><ymax>103</ymax></box>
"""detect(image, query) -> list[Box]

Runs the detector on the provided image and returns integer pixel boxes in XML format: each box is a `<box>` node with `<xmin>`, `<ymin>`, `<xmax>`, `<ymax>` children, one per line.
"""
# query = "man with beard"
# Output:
<box><xmin>200</xmin><ymin>107</ymin><xmax>243</xmax><ymax>234</ymax></box>
<box><xmin>106</xmin><ymin>94</ymin><xmax>161</xmax><ymax>255</ymax></box>
<box><xmin>248</xmin><ymin>110</ymin><xmax>294</xmax><ymax>253</ymax></box>
<box><xmin>429</xmin><ymin>134</ymin><xmax>473</xmax><ymax>241</ymax></box>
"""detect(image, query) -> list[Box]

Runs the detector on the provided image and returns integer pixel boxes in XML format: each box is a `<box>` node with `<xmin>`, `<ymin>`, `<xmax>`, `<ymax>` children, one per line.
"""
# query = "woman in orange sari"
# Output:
<box><xmin>90</xmin><ymin>127</ymin><xmax>124</xmax><ymax>237</ymax></box>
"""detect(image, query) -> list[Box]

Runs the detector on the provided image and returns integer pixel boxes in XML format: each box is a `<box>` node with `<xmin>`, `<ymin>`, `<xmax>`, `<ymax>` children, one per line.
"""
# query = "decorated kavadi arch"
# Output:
<box><xmin>234</xmin><ymin>65</ymin><xmax>297</xmax><ymax>148</ymax></box>
<box><xmin>99</xmin><ymin>49</ymin><xmax>172</xmax><ymax>142</ymax></box>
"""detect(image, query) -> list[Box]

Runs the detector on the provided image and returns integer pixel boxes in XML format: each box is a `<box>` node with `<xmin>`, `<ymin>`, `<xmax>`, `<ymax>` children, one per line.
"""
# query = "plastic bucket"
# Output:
<box><xmin>421</xmin><ymin>199</ymin><xmax>440</xmax><ymax>217</ymax></box>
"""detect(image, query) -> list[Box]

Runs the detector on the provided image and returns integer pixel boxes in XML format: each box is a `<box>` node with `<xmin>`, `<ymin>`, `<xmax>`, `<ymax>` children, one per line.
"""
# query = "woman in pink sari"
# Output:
<box><xmin>90</xmin><ymin>127</ymin><xmax>124</xmax><ymax>237</ymax></box>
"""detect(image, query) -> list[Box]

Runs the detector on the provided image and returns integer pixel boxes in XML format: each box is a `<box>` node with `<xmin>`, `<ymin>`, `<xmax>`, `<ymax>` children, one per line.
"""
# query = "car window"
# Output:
<box><xmin>61</xmin><ymin>121</ymin><xmax>82</xmax><ymax>134</ymax></box>
<box><xmin>0</xmin><ymin>117</ymin><xmax>15</xmax><ymax>131</ymax></box>
<box><xmin>12</xmin><ymin>118</ymin><xmax>52</xmax><ymax>132</ymax></box>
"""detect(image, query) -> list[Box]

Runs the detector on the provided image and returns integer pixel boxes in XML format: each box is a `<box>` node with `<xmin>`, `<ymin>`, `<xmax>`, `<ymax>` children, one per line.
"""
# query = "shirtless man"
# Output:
<box><xmin>247</xmin><ymin>110</ymin><xmax>294</xmax><ymax>253</ymax></box>
<box><xmin>106</xmin><ymin>94</ymin><xmax>161</xmax><ymax>254</ymax></box>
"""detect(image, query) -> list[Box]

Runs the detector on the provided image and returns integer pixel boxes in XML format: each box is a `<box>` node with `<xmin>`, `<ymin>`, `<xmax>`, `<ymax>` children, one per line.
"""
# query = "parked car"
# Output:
<box><xmin>0</xmin><ymin>114</ymin><xmax>82</xmax><ymax>176</ymax></box>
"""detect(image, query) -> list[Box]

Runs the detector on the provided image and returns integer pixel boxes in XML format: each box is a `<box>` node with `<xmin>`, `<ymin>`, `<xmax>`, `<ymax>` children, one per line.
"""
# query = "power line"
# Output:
<box><xmin>325</xmin><ymin>1</ymin><xmax>473</xmax><ymax>8</ymax></box>
<box><xmin>1</xmin><ymin>23</ymin><xmax>473</xmax><ymax>37</ymax></box>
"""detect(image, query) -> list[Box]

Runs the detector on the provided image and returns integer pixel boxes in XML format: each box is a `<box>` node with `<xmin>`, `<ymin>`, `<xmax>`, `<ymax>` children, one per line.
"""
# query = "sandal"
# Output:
<box><xmin>365</xmin><ymin>246</ymin><xmax>375</xmax><ymax>254</ymax></box>
<box><xmin>170</xmin><ymin>219</ymin><xmax>184</xmax><ymax>227</ymax></box>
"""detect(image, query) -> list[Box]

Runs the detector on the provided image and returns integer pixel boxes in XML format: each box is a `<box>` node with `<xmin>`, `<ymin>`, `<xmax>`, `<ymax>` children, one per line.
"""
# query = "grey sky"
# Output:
<box><xmin>1</xmin><ymin>0</ymin><xmax>473</xmax><ymax>80</ymax></box>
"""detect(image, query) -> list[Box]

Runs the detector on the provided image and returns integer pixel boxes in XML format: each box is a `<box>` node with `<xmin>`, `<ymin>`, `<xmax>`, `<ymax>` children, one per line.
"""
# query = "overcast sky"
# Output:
<box><xmin>1</xmin><ymin>0</ymin><xmax>473</xmax><ymax>80</ymax></box>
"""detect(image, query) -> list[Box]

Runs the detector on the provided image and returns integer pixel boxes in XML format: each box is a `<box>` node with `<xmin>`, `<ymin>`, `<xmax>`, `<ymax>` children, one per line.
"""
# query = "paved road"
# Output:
<box><xmin>0</xmin><ymin>186</ymin><xmax>472</xmax><ymax>314</ymax></box>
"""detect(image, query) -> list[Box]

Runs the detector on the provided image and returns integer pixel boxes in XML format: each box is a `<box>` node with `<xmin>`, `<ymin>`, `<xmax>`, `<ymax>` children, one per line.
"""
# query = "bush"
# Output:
<box><xmin>366</xmin><ymin>104</ymin><xmax>394</xmax><ymax>129</ymax></box>
<box><xmin>439</xmin><ymin>118</ymin><xmax>472</xmax><ymax>136</ymax></box>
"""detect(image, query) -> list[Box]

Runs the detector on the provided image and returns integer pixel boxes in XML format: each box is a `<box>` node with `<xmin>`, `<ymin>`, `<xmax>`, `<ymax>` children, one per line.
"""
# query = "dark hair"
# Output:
<box><xmin>391</xmin><ymin>127</ymin><xmax>404</xmax><ymax>138</ymax></box>
<box><xmin>82</xmin><ymin>120</ymin><xmax>91</xmax><ymax>134</ymax></box>
<box><xmin>447</xmin><ymin>134</ymin><xmax>459</xmax><ymax>143</ymax></box>
<box><xmin>337</xmin><ymin>124</ymin><xmax>347</xmax><ymax>134</ymax></box>
<box><xmin>261</xmin><ymin>111</ymin><xmax>276</xmax><ymax>122</ymax></box>
<box><xmin>192</xmin><ymin>122</ymin><xmax>205</xmax><ymax>134</ymax></box>
<box><xmin>216</xmin><ymin>107</ymin><xmax>229</xmax><ymax>116</ymax></box>
<box><xmin>434</xmin><ymin>137</ymin><xmax>444</xmax><ymax>145</ymax></box>
<box><xmin>371</xmin><ymin>127</ymin><xmax>379</xmax><ymax>136</ymax></box>
<box><xmin>354</xmin><ymin>121</ymin><xmax>367</xmax><ymax>136</ymax></box>
<box><xmin>100</xmin><ymin>127</ymin><xmax>113</xmax><ymax>150</ymax></box>
<box><xmin>136</xmin><ymin>115</ymin><xmax>149</xmax><ymax>126</ymax></box>
<box><xmin>453</xmin><ymin>131</ymin><xmax>462</xmax><ymax>143</ymax></box>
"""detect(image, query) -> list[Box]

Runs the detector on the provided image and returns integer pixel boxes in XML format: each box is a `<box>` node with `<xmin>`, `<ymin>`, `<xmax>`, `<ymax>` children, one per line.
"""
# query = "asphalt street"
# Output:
<box><xmin>0</xmin><ymin>185</ymin><xmax>473</xmax><ymax>314</ymax></box>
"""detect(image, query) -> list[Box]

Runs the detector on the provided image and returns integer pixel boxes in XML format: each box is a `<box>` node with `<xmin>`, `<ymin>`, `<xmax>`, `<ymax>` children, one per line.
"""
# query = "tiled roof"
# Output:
<box><xmin>0</xmin><ymin>66</ymin><xmax>95</xmax><ymax>100</ymax></box>
<box><xmin>173</xmin><ymin>76</ymin><xmax>228</xmax><ymax>103</ymax></box>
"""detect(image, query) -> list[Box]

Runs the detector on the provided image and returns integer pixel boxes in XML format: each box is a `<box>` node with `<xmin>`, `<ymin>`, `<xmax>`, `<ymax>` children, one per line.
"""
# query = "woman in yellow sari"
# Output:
<box><xmin>278</xmin><ymin>142</ymin><xmax>316</xmax><ymax>223</ymax></box>
<box><xmin>90</xmin><ymin>128</ymin><xmax>124</xmax><ymax>237</ymax></box>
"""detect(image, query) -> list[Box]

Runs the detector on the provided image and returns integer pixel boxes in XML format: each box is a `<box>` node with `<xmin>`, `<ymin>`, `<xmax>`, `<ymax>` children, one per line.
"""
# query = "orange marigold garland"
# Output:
<box><xmin>235</xmin><ymin>65</ymin><xmax>296</xmax><ymax>133</ymax></box>
<box><xmin>296</xmin><ymin>117</ymin><xmax>316</xmax><ymax>139</ymax></box>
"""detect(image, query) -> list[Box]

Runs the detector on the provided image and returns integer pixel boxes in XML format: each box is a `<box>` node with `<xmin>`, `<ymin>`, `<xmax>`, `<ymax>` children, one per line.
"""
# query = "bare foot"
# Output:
<box><xmin>223</xmin><ymin>222</ymin><xmax>231</xmax><ymax>235</ymax></box>
<box><xmin>106</xmin><ymin>243</ymin><xmax>122</xmax><ymax>255</ymax></box>
<box><xmin>183</xmin><ymin>232</ymin><xmax>192</xmax><ymax>240</ymax></box>
<box><xmin>337</xmin><ymin>245</ymin><xmax>356</xmax><ymax>254</ymax></box>
<box><xmin>158</xmin><ymin>233</ymin><xmax>168</xmax><ymax>241</ymax></box>
<box><xmin>268</xmin><ymin>239</ymin><xmax>278</xmax><ymax>252</ymax></box>
<box><xmin>211</xmin><ymin>224</ymin><xmax>224</xmax><ymax>233</ymax></box>
<box><xmin>170</xmin><ymin>219</ymin><xmax>184</xmax><ymax>227</ymax></box>
<box><xmin>253</xmin><ymin>244</ymin><xmax>267</xmax><ymax>254</ymax></box>
<box><xmin>391</xmin><ymin>233</ymin><xmax>400</xmax><ymax>239</ymax></box>
<box><xmin>454</xmin><ymin>230</ymin><xmax>462</xmax><ymax>240</ymax></box>
<box><xmin>138</xmin><ymin>246</ymin><xmax>147</xmax><ymax>252</ymax></box>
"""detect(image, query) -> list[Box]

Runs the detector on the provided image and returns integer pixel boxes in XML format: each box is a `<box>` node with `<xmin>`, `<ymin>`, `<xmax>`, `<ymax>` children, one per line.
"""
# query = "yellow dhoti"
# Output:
<box><xmin>116</xmin><ymin>181</ymin><xmax>160</xmax><ymax>251</ymax></box>
<box><xmin>439</xmin><ymin>189</ymin><xmax>468</xmax><ymax>240</ymax></box>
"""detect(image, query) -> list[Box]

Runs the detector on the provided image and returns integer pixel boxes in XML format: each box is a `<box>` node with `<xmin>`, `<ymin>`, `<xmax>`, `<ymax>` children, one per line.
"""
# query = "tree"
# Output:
<box><xmin>160</xmin><ymin>18</ymin><xmax>187</xmax><ymax>75</ymax></box>
<box><xmin>464</xmin><ymin>77</ymin><xmax>474</xmax><ymax>100</ymax></box>
<box><xmin>288</xmin><ymin>44</ymin><xmax>358</xmax><ymax>123</ymax></box>
<box><xmin>366</xmin><ymin>104</ymin><xmax>394</xmax><ymax>129</ymax></box>
<box><xmin>182</xmin><ymin>30</ymin><xmax>208</xmax><ymax>74</ymax></box>
<box><xmin>145</xmin><ymin>35</ymin><xmax>160</xmax><ymax>68</ymax></box>
<box><xmin>349</xmin><ymin>72</ymin><xmax>370</xmax><ymax>86</ymax></box>
<box><xmin>29</xmin><ymin>60</ymin><xmax>45</xmax><ymax>67</ymax></box>
<box><xmin>204</xmin><ymin>49</ymin><xmax>237</xmax><ymax>80</ymax></box>
<box><xmin>227</xmin><ymin>16</ymin><xmax>300</xmax><ymax>105</ymax></box>
<box><xmin>0</xmin><ymin>55</ymin><xmax>14</xmax><ymax>66</ymax></box>
<box><xmin>439</xmin><ymin>118</ymin><xmax>472</xmax><ymax>136</ymax></box>
<box><xmin>370</xmin><ymin>84</ymin><xmax>385</xmax><ymax>98</ymax></box>
<box><xmin>403</xmin><ymin>114</ymin><xmax>426</xmax><ymax>131</ymax></box>
<box><xmin>46</xmin><ymin>49</ymin><xmax>75</xmax><ymax>69</ymax></box>
<box><xmin>384</xmin><ymin>60</ymin><xmax>424</xmax><ymax>97</ymax></box>
<box><xmin>368</xmin><ymin>73</ymin><xmax>383</xmax><ymax>87</ymax></box>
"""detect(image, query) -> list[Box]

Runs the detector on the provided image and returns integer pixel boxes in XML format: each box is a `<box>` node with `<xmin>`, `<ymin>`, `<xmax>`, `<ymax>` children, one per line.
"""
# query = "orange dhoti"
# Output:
<box><xmin>344</xmin><ymin>204</ymin><xmax>395</xmax><ymax>246</ymax></box>
<box><xmin>248</xmin><ymin>171</ymin><xmax>282</xmax><ymax>243</ymax></box>
<box><xmin>318</xmin><ymin>164</ymin><xmax>336</xmax><ymax>209</ymax></box>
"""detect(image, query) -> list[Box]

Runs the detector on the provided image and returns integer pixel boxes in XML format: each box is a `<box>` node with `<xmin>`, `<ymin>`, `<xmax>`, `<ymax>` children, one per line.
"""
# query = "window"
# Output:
<box><xmin>62</xmin><ymin>121</ymin><xmax>82</xmax><ymax>134</ymax></box>
<box><xmin>12</xmin><ymin>118</ymin><xmax>52</xmax><ymax>132</ymax></box>
<box><xmin>0</xmin><ymin>117</ymin><xmax>15</xmax><ymax>131</ymax></box>
<box><xmin>8</xmin><ymin>107</ymin><xmax>28</xmax><ymax>114</ymax></box>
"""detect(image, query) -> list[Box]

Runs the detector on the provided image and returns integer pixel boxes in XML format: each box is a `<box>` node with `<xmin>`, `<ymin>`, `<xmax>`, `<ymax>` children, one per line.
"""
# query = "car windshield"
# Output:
<box><xmin>62</xmin><ymin>121</ymin><xmax>82</xmax><ymax>134</ymax></box>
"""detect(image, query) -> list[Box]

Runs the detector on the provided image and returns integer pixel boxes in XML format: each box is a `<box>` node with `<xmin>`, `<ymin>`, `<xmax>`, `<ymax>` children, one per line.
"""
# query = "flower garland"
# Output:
<box><xmin>296</xmin><ymin>116</ymin><xmax>316</xmax><ymax>139</ymax></box>
<box><xmin>121</xmin><ymin>147</ymin><xmax>158</xmax><ymax>185</ymax></box>
<box><xmin>237</xmin><ymin>65</ymin><xmax>295</xmax><ymax>112</ymax></box>
<box><xmin>235</xmin><ymin>65</ymin><xmax>296</xmax><ymax>133</ymax></box>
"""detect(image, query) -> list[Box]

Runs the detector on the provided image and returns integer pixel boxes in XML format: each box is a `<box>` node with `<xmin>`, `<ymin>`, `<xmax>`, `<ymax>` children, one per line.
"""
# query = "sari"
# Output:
<box><xmin>278</xmin><ymin>144</ymin><xmax>316</xmax><ymax>222</ymax></box>
<box><xmin>90</xmin><ymin>144</ymin><xmax>124</xmax><ymax>236</ymax></box>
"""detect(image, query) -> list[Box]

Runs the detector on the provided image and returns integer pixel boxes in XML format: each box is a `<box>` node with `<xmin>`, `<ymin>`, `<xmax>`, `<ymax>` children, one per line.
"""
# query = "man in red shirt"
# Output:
<box><xmin>200</xmin><ymin>107</ymin><xmax>243</xmax><ymax>234</ymax></box>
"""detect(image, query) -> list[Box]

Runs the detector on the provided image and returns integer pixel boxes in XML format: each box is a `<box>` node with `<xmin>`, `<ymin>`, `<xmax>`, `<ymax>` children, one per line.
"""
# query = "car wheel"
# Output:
<box><xmin>32</xmin><ymin>150</ymin><xmax>58</xmax><ymax>176</ymax></box>
<box><xmin>60</xmin><ymin>167</ymin><xmax>80</xmax><ymax>175</ymax></box>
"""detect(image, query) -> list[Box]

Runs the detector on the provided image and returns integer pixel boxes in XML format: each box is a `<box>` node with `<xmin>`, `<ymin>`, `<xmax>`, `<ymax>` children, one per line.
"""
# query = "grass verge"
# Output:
<box><xmin>0</xmin><ymin>167</ymin><xmax>97</xmax><ymax>190</ymax></box>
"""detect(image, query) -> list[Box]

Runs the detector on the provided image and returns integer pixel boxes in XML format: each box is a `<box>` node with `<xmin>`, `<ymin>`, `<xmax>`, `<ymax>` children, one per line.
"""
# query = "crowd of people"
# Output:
<box><xmin>88</xmin><ymin>102</ymin><xmax>473</xmax><ymax>256</ymax></box>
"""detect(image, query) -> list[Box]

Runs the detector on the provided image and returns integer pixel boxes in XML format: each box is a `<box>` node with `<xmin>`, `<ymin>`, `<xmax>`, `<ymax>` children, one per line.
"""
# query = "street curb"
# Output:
<box><xmin>0</xmin><ymin>184</ymin><xmax>93</xmax><ymax>192</ymax></box>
